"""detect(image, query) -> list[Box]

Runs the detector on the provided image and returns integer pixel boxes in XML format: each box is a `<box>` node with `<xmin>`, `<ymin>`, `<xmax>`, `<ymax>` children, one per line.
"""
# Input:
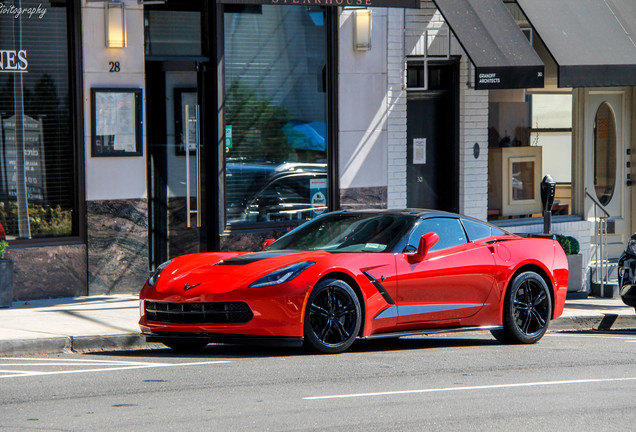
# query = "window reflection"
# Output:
<box><xmin>224</xmin><ymin>5</ymin><xmax>328</xmax><ymax>225</ymax></box>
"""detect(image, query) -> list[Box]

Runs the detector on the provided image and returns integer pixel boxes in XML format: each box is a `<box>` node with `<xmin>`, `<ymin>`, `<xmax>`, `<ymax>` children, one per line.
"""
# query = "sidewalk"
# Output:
<box><xmin>0</xmin><ymin>294</ymin><xmax>634</xmax><ymax>356</ymax></box>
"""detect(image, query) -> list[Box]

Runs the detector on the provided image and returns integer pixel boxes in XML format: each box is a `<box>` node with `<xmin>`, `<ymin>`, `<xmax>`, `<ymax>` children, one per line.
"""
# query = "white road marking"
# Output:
<box><xmin>0</xmin><ymin>359</ymin><xmax>230</xmax><ymax>379</ymax></box>
<box><xmin>2</xmin><ymin>357</ymin><xmax>159</xmax><ymax>365</ymax></box>
<box><xmin>304</xmin><ymin>377</ymin><xmax>636</xmax><ymax>401</ymax></box>
<box><xmin>547</xmin><ymin>333</ymin><xmax>636</xmax><ymax>341</ymax></box>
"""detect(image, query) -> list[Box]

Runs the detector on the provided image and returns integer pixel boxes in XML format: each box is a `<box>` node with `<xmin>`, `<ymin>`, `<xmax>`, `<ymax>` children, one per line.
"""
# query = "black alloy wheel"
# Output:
<box><xmin>304</xmin><ymin>279</ymin><xmax>362</xmax><ymax>354</ymax></box>
<box><xmin>491</xmin><ymin>271</ymin><xmax>552</xmax><ymax>344</ymax></box>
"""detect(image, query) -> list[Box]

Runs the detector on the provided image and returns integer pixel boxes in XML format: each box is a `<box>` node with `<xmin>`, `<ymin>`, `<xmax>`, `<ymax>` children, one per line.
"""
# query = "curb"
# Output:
<box><xmin>0</xmin><ymin>334</ymin><xmax>157</xmax><ymax>357</ymax></box>
<box><xmin>551</xmin><ymin>314</ymin><xmax>636</xmax><ymax>331</ymax></box>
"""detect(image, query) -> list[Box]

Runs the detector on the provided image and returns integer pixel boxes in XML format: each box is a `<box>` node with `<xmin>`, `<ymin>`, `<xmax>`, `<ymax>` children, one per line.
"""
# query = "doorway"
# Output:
<box><xmin>146</xmin><ymin>62</ymin><xmax>207</xmax><ymax>268</ymax></box>
<box><xmin>585</xmin><ymin>89</ymin><xmax>631</xmax><ymax>257</ymax></box>
<box><xmin>406</xmin><ymin>61</ymin><xmax>459</xmax><ymax>212</ymax></box>
<box><xmin>144</xmin><ymin>0</ymin><xmax>218</xmax><ymax>269</ymax></box>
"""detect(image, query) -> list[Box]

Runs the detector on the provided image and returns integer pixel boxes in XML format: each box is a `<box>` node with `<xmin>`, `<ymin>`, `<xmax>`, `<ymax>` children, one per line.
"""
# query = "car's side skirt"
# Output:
<box><xmin>363</xmin><ymin>325</ymin><xmax>503</xmax><ymax>340</ymax></box>
<box><xmin>374</xmin><ymin>304</ymin><xmax>482</xmax><ymax>320</ymax></box>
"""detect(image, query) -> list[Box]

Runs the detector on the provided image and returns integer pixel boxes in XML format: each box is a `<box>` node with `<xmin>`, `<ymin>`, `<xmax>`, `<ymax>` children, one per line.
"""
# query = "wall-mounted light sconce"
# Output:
<box><xmin>105</xmin><ymin>1</ymin><xmax>127</xmax><ymax>48</ymax></box>
<box><xmin>353</xmin><ymin>8</ymin><xmax>372</xmax><ymax>51</ymax></box>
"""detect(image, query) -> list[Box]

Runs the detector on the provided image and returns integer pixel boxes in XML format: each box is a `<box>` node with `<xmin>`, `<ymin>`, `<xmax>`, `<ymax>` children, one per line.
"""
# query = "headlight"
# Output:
<box><xmin>249</xmin><ymin>261</ymin><xmax>315</xmax><ymax>288</ymax></box>
<box><xmin>148</xmin><ymin>260</ymin><xmax>172</xmax><ymax>287</ymax></box>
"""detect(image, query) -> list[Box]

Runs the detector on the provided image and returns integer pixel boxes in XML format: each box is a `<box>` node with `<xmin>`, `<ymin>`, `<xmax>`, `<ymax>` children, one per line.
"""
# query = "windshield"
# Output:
<box><xmin>266</xmin><ymin>213</ymin><xmax>416</xmax><ymax>252</ymax></box>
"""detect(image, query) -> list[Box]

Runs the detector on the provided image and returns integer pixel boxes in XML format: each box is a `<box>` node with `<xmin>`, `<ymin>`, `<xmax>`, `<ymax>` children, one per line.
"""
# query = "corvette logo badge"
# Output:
<box><xmin>184</xmin><ymin>283</ymin><xmax>201</xmax><ymax>292</ymax></box>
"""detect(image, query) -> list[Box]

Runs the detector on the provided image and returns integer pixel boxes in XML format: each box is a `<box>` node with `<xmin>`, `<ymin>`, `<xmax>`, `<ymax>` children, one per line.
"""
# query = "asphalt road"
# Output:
<box><xmin>1</xmin><ymin>330</ymin><xmax>635</xmax><ymax>431</ymax></box>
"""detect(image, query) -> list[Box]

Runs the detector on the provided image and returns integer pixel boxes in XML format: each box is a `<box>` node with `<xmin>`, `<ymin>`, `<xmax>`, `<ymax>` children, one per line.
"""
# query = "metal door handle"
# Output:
<box><xmin>185</xmin><ymin>105</ymin><xmax>201</xmax><ymax>228</ymax></box>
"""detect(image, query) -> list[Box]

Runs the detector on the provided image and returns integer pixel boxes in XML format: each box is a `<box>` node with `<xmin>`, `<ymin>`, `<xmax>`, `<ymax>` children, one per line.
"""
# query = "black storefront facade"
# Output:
<box><xmin>2</xmin><ymin>0</ymin><xmax>636</xmax><ymax>300</ymax></box>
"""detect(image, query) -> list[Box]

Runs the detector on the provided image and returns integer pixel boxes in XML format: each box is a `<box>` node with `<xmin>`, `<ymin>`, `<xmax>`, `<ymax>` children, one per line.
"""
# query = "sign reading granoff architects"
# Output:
<box><xmin>219</xmin><ymin>0</ymin><xmax>420</xmax><ymax>8</ymax></box>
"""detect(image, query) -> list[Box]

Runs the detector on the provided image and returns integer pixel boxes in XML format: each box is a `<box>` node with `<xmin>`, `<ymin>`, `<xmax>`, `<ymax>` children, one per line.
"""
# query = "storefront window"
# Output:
<box><xmin>488</xmin><ymin>90</ymin><xmax>573</xmax><ymax>219</ymax></box>
<box><xmin>0</xmin><ymin>0</ymin><xmax>76</xmax><ymax>239</ymax></box>
<box><xmin>224</xmin><ymin>5</ymin><xmax>328</xmax><ymax>225</ymax></box>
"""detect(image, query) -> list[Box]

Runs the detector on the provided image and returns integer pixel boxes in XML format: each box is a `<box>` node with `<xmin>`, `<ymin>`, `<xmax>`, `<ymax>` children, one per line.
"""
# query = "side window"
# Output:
<box><xmin>461</xmin><ymin>218</ymin><xmax>492</xmax><ymax>242</ymax></box>
<box><xmin>407</xmin><ymin>218</ymin><xmax>467</xmax><ymax>252</ymax></box>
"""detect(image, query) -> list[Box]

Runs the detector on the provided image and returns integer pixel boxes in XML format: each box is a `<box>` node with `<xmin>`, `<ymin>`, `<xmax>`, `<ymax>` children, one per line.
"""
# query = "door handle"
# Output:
<box><xmin>185</xmin><ymin>104</ymin><xmax>201</xmax><ymax>228</ymax></box>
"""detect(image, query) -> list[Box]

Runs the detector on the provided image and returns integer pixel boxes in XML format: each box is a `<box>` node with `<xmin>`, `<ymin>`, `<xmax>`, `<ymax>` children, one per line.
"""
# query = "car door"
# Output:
<box><xmin>396</xmin><ymin>217</ymin><xmax>497</xmax><ymax>324</ymax></box>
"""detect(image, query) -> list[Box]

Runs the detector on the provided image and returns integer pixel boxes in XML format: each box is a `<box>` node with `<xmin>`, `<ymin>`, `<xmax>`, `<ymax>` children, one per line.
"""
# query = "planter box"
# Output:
<box><xmin>0</xmin><ymin>259</ymin><xmax>13</xmax><ymax>308</ymax></box>
<box><xmin>567</xmin><ymin>254</ymin><xmax>583</xmax><ymax>292</ymax></box>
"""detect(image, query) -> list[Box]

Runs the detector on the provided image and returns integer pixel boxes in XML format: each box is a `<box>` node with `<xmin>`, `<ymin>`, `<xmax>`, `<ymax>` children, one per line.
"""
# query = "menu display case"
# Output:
<box><xmin>488</xmin><ymin>146</ymin><xmax>542</xmax><ymax>217</ymax></box>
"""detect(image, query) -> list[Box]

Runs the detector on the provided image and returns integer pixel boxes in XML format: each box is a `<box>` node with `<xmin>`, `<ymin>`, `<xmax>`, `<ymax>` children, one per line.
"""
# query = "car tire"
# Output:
<box><xmin>491</xmin><ymin>271</ymin><xmax>552</xmax><ymax>344</ymax></box>
<box><xmin>162</xmin><ymin>340</ymin><xmax>209</xmax><ymax>352</ymax></box>
<box><xmin>304</xmin><ymin>279</ymin><xmax>362</xmax><ymax>354</ymax></box>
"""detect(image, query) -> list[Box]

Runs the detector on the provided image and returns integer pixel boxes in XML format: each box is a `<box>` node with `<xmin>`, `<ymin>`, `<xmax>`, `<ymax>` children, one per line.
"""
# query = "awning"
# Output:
<box><xmin>219</xmin><ymin>0</ymin><xmax>420</xmax><ymax>8</ymax></box>
<box><xmin>517</xmin><ymin>0</ymin><xmax>636</xmax><ymax>88</ymax></box>
<box><xmin>433</xmin><ymin>0</ymin><xmax>544</xmax><ymax>90</ymax></box>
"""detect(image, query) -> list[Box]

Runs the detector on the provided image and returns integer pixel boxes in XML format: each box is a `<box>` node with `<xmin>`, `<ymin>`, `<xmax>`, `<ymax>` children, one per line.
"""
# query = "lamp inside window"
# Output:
<box><xmin>105</xmin><ymin>1</ymin><xmax>127</xmax><ymax>48</ymax></box>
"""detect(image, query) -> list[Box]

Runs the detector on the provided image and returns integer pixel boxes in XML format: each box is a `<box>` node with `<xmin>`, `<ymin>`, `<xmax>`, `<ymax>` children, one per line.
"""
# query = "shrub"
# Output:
<box><xmin>556</xmin><ymin>234</ymin><xmax>572</xmax><ymax>255</ymax></box>
<box><xmin>566</xmin><ymin>236</ymin><xmax>580</xmax><ymax>255</ymax></box>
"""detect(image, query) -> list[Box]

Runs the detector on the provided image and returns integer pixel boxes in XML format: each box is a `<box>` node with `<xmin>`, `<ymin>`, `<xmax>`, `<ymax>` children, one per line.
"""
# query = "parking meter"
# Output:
<box><xmin>541</xmin><ymin>175</ymin><xmax>556</xmax><ymax>212</ymax></box>
<box><xmin>540</xmin><ymin>175</ymin><xmax>556</xmax><ymax>234</ymax></box>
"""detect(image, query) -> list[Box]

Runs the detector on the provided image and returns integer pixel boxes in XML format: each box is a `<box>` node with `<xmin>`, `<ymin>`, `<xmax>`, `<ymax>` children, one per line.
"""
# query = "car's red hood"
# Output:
<box><xmin>153</xmin><ymin>250</ymin><xmax>330</xmax><ymax>295</ymax></box>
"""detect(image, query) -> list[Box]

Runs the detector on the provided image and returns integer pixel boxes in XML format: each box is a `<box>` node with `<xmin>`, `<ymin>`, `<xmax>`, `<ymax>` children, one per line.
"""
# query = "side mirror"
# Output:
<box><xmin>262</xmin><ymin>238</ymin><xmax>276</xmax><ymax>249</ymax></box>
<box><xmin>409</xmin><ymin>232</ymin><xmax>439</xmax><ymax>263</ymax></box>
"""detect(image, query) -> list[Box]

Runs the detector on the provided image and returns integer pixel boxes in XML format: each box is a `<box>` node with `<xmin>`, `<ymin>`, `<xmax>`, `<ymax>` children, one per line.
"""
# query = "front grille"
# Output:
<box><xmin>145</xmin><ymin>301</ymin><xmax>253</xmax><ymax>324</ymax></box>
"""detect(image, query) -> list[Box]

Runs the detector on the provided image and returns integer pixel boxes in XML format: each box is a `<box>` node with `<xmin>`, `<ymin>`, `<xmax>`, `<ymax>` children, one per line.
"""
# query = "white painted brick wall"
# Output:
<box><xmin>387</xmin><ymin>3</ymin><xmax>489</xmax><ymax>219</ymax></box>
<box><xmin>387</xmin><ymin>7</ymin><xmax>407</xmax><ymax>209</ymax></box>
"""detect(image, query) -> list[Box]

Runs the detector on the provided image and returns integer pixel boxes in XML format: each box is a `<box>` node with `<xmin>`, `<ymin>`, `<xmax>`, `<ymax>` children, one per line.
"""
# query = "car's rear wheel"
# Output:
<box><xmin>304</xmin><ymin>279</ymin><xmax>361</xmax><ymax>354</ymax></box>
<box><xmin>491</xmin><ymin>271</ymin><xmax>552</xmax><ymax>344</ymax></box>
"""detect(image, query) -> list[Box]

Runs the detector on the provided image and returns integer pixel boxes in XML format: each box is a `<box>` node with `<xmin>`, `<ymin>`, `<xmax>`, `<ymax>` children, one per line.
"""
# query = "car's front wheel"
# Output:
<box><xmin>304</xmin><ymin>279</ymin><xmax>361</xmax><ymax>354</ymax></box>
<box><xmin>491</xmin><ymin>271</ymin><xmax>552</xmax><ymax>344</ymax></box>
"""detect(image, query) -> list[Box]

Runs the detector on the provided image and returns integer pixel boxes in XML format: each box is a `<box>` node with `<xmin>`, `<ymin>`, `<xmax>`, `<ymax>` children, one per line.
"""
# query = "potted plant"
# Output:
<box><xmin>0</xmin><ymin>240</ymin><xmax>13</xmax><ymax>308</ymax></box>
<box><xmin>556</xmin><ymin>234</ymin><xmax>583</xmax><ymax>292</ymax></box>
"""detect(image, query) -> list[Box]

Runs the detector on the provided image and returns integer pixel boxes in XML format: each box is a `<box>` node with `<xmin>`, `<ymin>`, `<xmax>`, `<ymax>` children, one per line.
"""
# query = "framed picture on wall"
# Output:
<box><xmin>174</xmin><ymin>88</ymin><xmax>198</xmax><ymax>156</ymax></box>
<box><xmin>91</xmin><ymin>88</ymin><xmax>143</xmax><ymax>157</ymax></box>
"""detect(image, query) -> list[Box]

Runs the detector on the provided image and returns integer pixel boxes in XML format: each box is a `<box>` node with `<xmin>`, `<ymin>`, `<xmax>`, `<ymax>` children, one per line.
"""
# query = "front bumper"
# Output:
<box><xmin>139</xmin><ymin>287</ymin><xmax>308</xmax><ymax>339</ymax></box>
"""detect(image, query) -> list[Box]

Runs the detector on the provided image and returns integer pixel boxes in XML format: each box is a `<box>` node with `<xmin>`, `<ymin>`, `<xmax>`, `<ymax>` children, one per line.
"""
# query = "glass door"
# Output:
<box><xmin>147</xmin><ymin>63</ymin><xmax>204</xmax><ymax>267</ymax></box>
<box><xmin>144</xmin><ymin>0</ymin><xmax>214</xmax><ymax>268</ymax></box>
<box><xmin>585</xmin><ymin>90</ymin><xmax>628</xmax><ymax>258</ymax></box>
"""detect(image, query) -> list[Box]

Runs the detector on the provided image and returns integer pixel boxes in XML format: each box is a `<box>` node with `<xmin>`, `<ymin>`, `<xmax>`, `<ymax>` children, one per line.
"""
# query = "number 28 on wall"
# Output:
<box><xmin>109</xmin><ymin>61</ymin><xmax>120</xmax><ymax>72</ymax></box>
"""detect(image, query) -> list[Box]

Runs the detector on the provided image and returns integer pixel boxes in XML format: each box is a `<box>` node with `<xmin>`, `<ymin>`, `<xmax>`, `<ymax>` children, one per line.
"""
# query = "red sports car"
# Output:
<box><xmin>139</xmin><ymin>210</ymin><xmax>568</xmax><ymax>353</ymax></box>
